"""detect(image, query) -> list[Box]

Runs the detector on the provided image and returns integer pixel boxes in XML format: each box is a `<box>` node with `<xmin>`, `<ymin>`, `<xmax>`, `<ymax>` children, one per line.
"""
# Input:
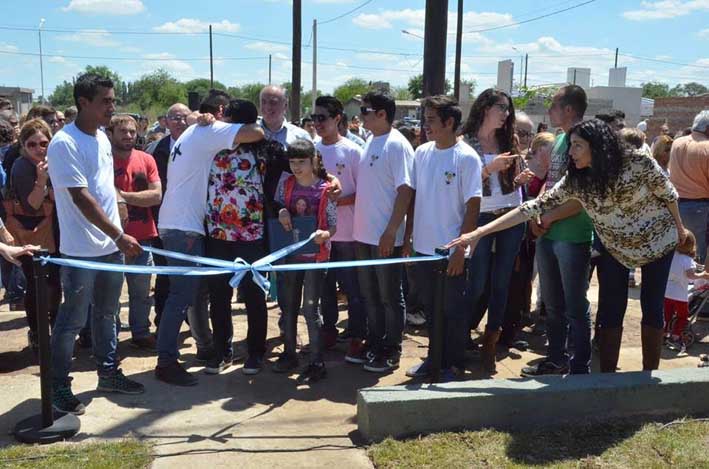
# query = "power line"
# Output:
<box><xmin>465</xmin><ymin>0</ymin><xmax>597</xmax><ymax>33</ymax></box>
<box><xmin>319</xmin><ymin>0</ymin><xmax>374</xmax><ymax>25</ymax></box>
<box><xmin>619</xmin><ymin>53</ymin><xmax>709</xmax><ymax>70</ymax></box>
<box><xmin>0</xmin><ymin>49</ymin><xmax>266</xmax><ymax>62</ymax></box>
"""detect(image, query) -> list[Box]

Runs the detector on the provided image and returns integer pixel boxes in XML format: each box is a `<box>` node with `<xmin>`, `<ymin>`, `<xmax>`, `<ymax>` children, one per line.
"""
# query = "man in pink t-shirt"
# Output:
<box><xmin>108</xmin><ymin>115</ymin><xmax>162</xmax><ymax>350</ymax></box>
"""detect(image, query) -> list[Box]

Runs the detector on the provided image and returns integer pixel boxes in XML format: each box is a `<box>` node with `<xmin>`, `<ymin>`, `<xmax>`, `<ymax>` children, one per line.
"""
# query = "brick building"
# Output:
<box><xmin>646</xmin><ymin>95</ymin><xmax>709</xmax><ymax>141</ymax></box>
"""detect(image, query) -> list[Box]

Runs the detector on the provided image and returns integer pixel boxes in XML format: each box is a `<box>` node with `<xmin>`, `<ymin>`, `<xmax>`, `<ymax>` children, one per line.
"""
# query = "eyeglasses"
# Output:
<box><xmin>493</xmin><ymin>103</ymin><xmax>510</xmax><ymax>113</ymax></box>
<box><xmin>517</xmin><ymin>130</ymin><xmax>532</xmax><ymax>137</ymax></box>
<box><xmin>310</xmin><ymin>114</ymin><xmax>329</xmax><ymax>123</ymax></box>
<box><xmin>360</xmin><ymin>106</ymin><xmax>376</xmax><ymax>115</ymax></box>
<box><xmin>26</xmin><ymin>141</ymin><xmax>49</xmax><ymax>149</ymax></box>
<box><xmin>168</xmin><ymin>115</ymin><xmax>187</xmax><ymax>123</ymax></box>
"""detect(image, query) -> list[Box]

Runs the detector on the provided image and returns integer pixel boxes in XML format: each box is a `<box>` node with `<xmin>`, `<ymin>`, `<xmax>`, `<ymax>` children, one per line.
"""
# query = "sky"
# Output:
<box><xmin>0</xmin><ymin>0</ymin><xmax>707</xmax><ymax>100</ymax></box>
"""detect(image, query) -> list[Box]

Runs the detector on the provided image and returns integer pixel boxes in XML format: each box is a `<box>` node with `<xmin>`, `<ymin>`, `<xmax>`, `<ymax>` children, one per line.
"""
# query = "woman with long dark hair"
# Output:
<box><xmin>447</xmin><ymin>119</ymin><xmax>684</xmax><ymax>372</ymax></box>
<box><xmin>460</xmin><ymin>89</ymin><xmax>533</xmax><ymax>373</ymax></box>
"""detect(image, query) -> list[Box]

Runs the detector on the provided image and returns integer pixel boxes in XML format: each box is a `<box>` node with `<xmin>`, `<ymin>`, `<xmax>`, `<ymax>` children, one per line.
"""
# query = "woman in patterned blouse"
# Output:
<box><xmin>447</xmin><ymin>119</ymin><xmax>686</xmax><ymax>373</ymax></box>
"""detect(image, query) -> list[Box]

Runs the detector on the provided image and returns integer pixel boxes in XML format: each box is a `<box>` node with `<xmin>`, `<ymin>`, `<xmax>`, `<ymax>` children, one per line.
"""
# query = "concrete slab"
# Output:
<box><xmin>357</xmin><ymin>368</ymin><xmax>709</xmax><ymax>442</ymax></box>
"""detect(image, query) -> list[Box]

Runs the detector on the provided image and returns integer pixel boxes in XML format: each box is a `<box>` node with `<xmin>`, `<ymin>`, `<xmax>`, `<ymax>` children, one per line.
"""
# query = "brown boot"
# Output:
<box><xmin>597</xmin><ymin>327</ymin><xmax>623</xmax><ymax>373</ymax></box>
<box><xmin>641</xmin><ymin>325</ymin><xmax>664</xmax><ymax>371</ymax></box>
<box><xmin>481</xmin><ymin>329</ymin><xmax>501</xmax><ymax>373</ymax></box>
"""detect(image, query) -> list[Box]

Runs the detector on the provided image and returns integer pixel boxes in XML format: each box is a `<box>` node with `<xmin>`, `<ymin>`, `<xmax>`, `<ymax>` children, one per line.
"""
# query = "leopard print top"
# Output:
<box><xmin>520</xmin><ymin>150</ymin><xmax>679</xmax><ymax>268</ymax></box>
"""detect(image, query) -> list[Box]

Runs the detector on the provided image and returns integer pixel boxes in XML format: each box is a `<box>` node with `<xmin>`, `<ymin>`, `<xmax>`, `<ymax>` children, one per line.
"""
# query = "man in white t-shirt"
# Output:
<box><xmin>404</xmin><ymin>95</ymin><xmax>482</xmax><ymax>380</ymax></box>
<box><xmin>48</xmin><ymin>73</ymin><xmax>145</xmax><ymax>415</ymax></box>
<box><xmin>352</xmin><ymin>91</ymin><xmax>414</xmax><ymax>373</ymax></box>
<box><xmin>155</xmin><ymin>91</ymin><xmax>264</xmax><ymax>386</ymax></box>
<box><xmin>312</xmin><ymin>96</ymin><xmax>367</xmax><ymax>360</ymax></box>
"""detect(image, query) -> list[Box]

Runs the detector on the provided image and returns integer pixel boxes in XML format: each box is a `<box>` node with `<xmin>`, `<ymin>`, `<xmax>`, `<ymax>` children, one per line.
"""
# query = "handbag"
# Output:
<box><xmin>2</xmin><ymin>197</ymin><xmax>56</xmax><ymax>253</ymax></box>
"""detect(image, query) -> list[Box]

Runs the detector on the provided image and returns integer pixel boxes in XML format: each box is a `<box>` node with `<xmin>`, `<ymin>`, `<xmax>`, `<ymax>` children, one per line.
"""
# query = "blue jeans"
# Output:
<box><xmin>51</xmin><ymin>251</ymin><xmax>124</xmax><ymax>387</ymax></box>
<box><xmin>466</xmin><ymin>212</ymin><xmax>526</xmax><ymax>332</ymax></box>
<box><xmin>1</xmin><ymin>258</ymin><xmax>26</xmax><ymax>300</ymax></box>
<box><xmin>416</xmin><ymin>259</ymin><xmax>468</xmax><ymax>369</ymax></box>
<box><xmin>679</xmin><ymin>199</ymin><xmax>709</xmax><ymax>263</ymax></box>
<box><xmin>596</xmin><ymin>247</ymin><xmax>673</xmax><ymax>329</ymax></box>
<box><xmin>282</xmin><ymin>266</ymin><xmax>326</xmax><ymax>364</ymax></box>
<box><xmin>157</xmin><ymin>229</ymin><xmax>212</xmax><ymax>366</ymax></box>
<box><xmin>536</xmin><ymin>237</ymin><xmax>592</xmax><ymax>374</ymax></box>
<box><xmin>356</xmin><ymin>242</ymin><xmax>405</xmax><ymax>356</ymax></box>
<box><xmin>124</xmin><ymin>244</ymin><xmax>154</xmax><ymax>339</ymax></box>
<box><xmin>321</xmin><ymin>241</ymin><xmax>366</xmax><ymax>339</ymax></box>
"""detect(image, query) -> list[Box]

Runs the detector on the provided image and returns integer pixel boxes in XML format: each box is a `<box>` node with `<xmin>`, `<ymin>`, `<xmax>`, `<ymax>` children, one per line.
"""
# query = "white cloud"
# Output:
<box><xmin>352</xmin><ymin>8</ymin><xmax>513</xmax><ymax>35</ymax></box>
<box><xmin>244</xmin><ymin>41</ymin><xmax>289</xmax><ymax>53</ymax></box>
<box><xmin>48</xmin><ymin>56</ymin><xmax>67</xmax><ymax>63</ymax></box>
<box><xmin>622</xmin><ymin>0</ymin><xmax>709</xmax><ymax>21</ymax></box>
<box><xmin>62</xmin><ymin>0</ymin><xmax>145</xmax><ymax>15</ymax></box>
<box><xmin>698</xmin><ymin>28</ymin><xmax>709</xmax><ymax>37</ymax></box>
<box><xmin>0</xmin><ymin>42</ymin><xmax>19</xmax><ymax>53</ymax></box>
<box><xmin>57</xmin><ymin>29</ymin><xmax>120</xmax><ymax>47</ymax></box>
<box><xmin>141</xmin><ymin>52</ymin><xmax>194</xmax><ymax>75</ymax></box>
<box><xmin>153</xmin><ymin>19</ymin><xmax>240</xmax><ymax>34</ymax></box>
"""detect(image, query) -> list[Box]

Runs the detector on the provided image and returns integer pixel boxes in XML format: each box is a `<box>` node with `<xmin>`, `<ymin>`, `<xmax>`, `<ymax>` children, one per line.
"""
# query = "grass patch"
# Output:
<box><xmin>368</xmin><ymin>419</ymin><xmax>709</xmax><ymax>468</ymax></box>
<box><xmin>0</xmin><ymin>439</ymin><xmax>153</xmax><ymax>469</ymax></box>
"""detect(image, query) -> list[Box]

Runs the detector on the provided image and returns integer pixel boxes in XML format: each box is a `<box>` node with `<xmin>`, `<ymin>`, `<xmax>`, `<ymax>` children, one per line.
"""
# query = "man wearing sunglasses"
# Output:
<box><xmin>352</xmin><ymin>90</ymin><xmax>414</xmax><ymax>373</ymax></box>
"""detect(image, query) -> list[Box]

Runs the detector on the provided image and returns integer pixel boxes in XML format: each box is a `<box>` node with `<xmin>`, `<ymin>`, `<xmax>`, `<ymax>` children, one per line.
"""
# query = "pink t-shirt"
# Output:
<box><xmin>316</xmin><ymin>138</ymin><xmax>362</xmax><ymax>242</ymax></box>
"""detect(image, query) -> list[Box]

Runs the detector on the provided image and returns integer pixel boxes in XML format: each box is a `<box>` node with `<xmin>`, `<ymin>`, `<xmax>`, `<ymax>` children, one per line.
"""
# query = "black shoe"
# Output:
<box><xmin>28</xmin><ymin>330</ymin><xmax>39</xmax><ymax>354</ymax></box>
<box><xmin>242</xmin><ymin>355</ymin><xmax>263</xmax><ymax>375</ymax></box>
<box><xmin>337</xmin><ymin>329</ymin><xmax>353</xmax><ymax>343</ymax></box>
<box><xmin>97</xmin><ymin>369</ymin><xmax>145</xmax><ymax>394</ymax></box>
<box><xmin>53</xmin><ymin>385</ymin><xmax>86</xmax><ymax>415</ymax></box>
<box><xmin>204</xmin><ymin>356</ymin><xmax>233</xmax><ymax>375</ymax></box>
<box><xmin>297</xmin><ymin>362</ymin><xmax>327</xmax><ymax>384</ymax></box>
<box><xmin>520</xmin><ymin>359</ymin><xmax>569</xmax><ymax>377</ymax></box>
<box><xmin>77</xmin><ymin>332</ymin><xmax>92</xmax><ymax>349</ymax></box>
<box><xmin>272</xmin><ymin>352</ymin><xmax>299</xmax><ymax>373</ymax></box>
<box><xmin>155</xmin><ymin>362</ymin><xmax>198</xmax><ymax>386</ymax></box>
<box><xmin>195</xmin><ymin>348</ymin><xmax>215</xmax><ymax>364</ymax></box>
<box><xmin>363</xmin><ymin>352</ymin><xmax>400</xmax><ymax>373</ymax></box>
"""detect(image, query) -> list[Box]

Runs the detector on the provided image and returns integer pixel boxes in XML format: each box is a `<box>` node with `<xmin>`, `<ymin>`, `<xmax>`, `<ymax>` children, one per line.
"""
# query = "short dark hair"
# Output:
<box><xmin>224</xmin><ymin>99</ymin><xmax>258</xmax><ymax>124</ymax></box>
<box><xmin>558</xmin><ymin>85</ymin><xmax>587</xmax><ymax>119</ymax></box>
<box><xmin>315</xmin><ymin>95</ymin><xmax>343</xmax><ymax>118</ymax></box>
<box><xmin>27</xmin><ymin>105</ymin><xmax>56</xmax><ymax>120</ymax></box>
<box><xmin>301</xmin><ymin>117</ymin><xmax>313</xmax><ymax>126</ymax></box>
<box><xmin>612</xmin><ymin>109</ymin><xmax>626</xmax><ymax>120</ymax></box>
<box><xmin>594</xmin><ymin>113</ymin><xmax>614</xmax><ymax>125</ymax></box>
<box><xmin>199</xmin><ymin>89</ymin><xmax>231</xmax><ymax>114</ymax></box>
<box><xmin>422</xmin><ymin>95</ymin><xmax>462</xmax><ymax>131</ymax></box>
<box><xmin>286</xmin><ymin>138</ymin><xmax>316</xmax><ymax>159</ymax></box>
<box><xmin>362</xmin><ymin>90</ymin><xmax>396</xmax><ymax>124</ymax></box>
<box><xmin>74</xmin><ymin>73</ymin><xmax>114</xmax><ymax>111</ymax></box>
<box><xmin>0</xmin><ymin>119</ymin><xmax>13</xmax><ymax>145</ymax></box>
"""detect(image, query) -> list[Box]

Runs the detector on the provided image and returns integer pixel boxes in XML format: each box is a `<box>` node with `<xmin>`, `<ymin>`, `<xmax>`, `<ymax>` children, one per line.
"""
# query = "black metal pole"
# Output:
<box><xmin>524</xmin><ymin>54</ymin><xmax>528</xmax><ymax>89</ymax></box>
<box><xmin>209</xmin><ymin>25</ymin><xmax>214</xmax><ymax>88</ymax></box>
<box><xmin>453</xmin><ymin>0</ymin><xmax>463</xmax><ymax>101</ymax></box>
<box><xmin>422</xmin><ymin>0</ymin><xmax>448</xmax><ymax>98</ymax></box>
<box><xmin>291</xmin><ymin>0</ymin><xmax>302</xmax><ymax>122</ymax></box>
<box><xmin>429</xmin><ymin>254</ymin><xmax>448</xmax><ymax>383</ymax></box>
<box><xmin>15</xmin><ymin>251</ymin><xmax>80</xmax><ymax>444</ymax></box>
<box><xmin>614</xmin><ymin>47</ymin><xmax>619</xmax><ymax>69</ymax></box>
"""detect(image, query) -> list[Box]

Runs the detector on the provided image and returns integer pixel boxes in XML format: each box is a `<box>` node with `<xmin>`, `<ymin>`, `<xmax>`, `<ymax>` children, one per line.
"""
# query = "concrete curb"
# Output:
<box><xmin>357</xmin><ymin>368</ymin><xmax>709</xmax><ymax>441</ymax></box>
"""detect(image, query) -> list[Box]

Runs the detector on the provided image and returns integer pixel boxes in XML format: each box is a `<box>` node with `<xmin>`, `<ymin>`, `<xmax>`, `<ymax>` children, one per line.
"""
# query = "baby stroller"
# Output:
<box><xmin>668</xmin><ymin>279</ymin><xmax>709</xmax><ymax>351</ymax></box>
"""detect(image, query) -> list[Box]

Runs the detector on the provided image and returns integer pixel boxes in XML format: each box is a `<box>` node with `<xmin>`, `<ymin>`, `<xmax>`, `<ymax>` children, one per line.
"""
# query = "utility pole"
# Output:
<box><xmin>523</xmin><ymin>53</ymin><xmax>528</xmax><ymax>88</ymax></box>
<box><xmin>312</xmin><ymin>19</ymin><xmax>317</xmax><ymax>114</ymax></box>
<box><xmin>268</xmin><ymin>54</ymin><xmax>272</xmax><ymax>84</ymax></box>
<box><xmin>209</xmin><ymin>25</ymin><xmax>214</xmax><ymax>88</ymax></box>
<box><xmin>39</xmin><ymin>19</ymin><xmax>45</xmax><ymax>103</ymax></box>
<box><xmin>614</xmin><ymin>47</ymin><xmax>619</xmax><ymax>68</ymax></box>
<box><xmin>453</xmin><ymin>0</ymin><xmax>463</xmax><ymax>101</ymax></box>
<box><xmin>291</xmin><ymin>0</ymin><xmax>302</xmax><ymax>122</ymax></box>
<box><xmin>422</xmin><ymin>0</ymin><xmax>448</xmax><ymax>98</ymax></box>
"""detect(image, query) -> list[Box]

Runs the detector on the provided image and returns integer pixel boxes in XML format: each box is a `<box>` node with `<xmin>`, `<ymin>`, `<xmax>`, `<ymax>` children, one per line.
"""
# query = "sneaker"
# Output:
<box><xmin>297</xmin><ymin>362</ymin><xmax>327</xmax><ymax>384</ymax></box>
<box><xmin>406</xmin><ymin>358</ymin><xmax>432</xmax><ymax>378</ymax></box>
<box><xmin>345</xmin><ymin>339</ymin><xmax>369</xmax><ymax>364</ymax></box>
<box><xmin>520</xmin><ymin>360</ymin><xmax>569</xmax><ymax>377</ymax></box>
<box><xmin>363</xmin><ymin>352</ymin><xmax>400</xmax><ymax>373</ymax></box>
<box><xmin>406</xmin><ymin>311</ymin><xmax>426</xmax><ymax>326</ymax></box>
<box><xmin>204</xmin><ymin>356</ymin><xmax>233</xmax><ymax>375</ymax></box>
<box><xmin>53</xmin><ymin>385</ymin><xmax>85</xmax><ymax>415</ymax></box>
<box><xmin>242</xmin><ymin>355</ymin><xmax>263</xmax><ymax>375</ymax></box>
<box><xmin>195</xmin><ymin>348</ymin><xmax>215</xmax><ymax>364</ymax></box>
<box><xmin>97</xmin><ymin>369</ymin><xmax>145</xmax><ymax>394</ymax></box>
<box><xmin>337</xmin><ymin>329</ymin><xmax>353</xmax><ymax>343</ymax></box>
<box><xmin>321</xmin><ymin>328</ymin><xmax>338</xmax><ymax>350</ymax></box>
<box><xmin>27</xmin><ymin>330</ymin><xmax>39</xmax><ymax>354</ymax></box>
<box><xmin>130</xmin><ymin>335</ymin><xmax>157</xmax><ymax>351</ymax></box>
<box><xmin>272</xmin><ymin>352</ymin><xmax>299</xmax><ymax>373</ymax></box>
<box><xmin>155</xmin><ymin>362</ymin><xmax>198</xmax><ymax>386</ymax></box>
<box><xmin>666</xmin><ymin>337</ymin><xmax>683</xmax><ymax>351</ymax></box>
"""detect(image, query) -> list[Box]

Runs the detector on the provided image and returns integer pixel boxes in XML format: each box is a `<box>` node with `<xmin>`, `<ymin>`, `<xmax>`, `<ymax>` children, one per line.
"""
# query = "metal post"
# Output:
<box><xmin>14</xmin><ymin>251</ymin><xmax>80</xmax><ymax>444</ymax></box>
<box><xmin>422</xmin><ymin>0</ymin><xmax>448</xmax><ymax>98</ymax></box>
<box><xmin>453</xmin><ymin>0</ymin><xmax>463</xmax><ymax>101</ymax></box>
<box><xmin>291</xmin><ymin>0</ymin><xmax>302</xmax><ymax>122</ymax></box>
<box><xmin>209</xmin><ymin>25</ymin><xmax>214</xmax><ymax>88</ymax></box>
<box><xmin>429</xmin><ymin>253</ymin><xmax>448</xmax><ymax>383</ymax></box>
<box><xmin>524</xmin><ymin>53</ymin><xmax>528</xmax><ymax>89</ymax></box>
<box><xmin>268</xmin><ymin>54</ymin><xmax>272</xmax><ymax>85</ymax></box>
<box><xmin>312</xmin><ymin>19</ymin><xmax>317</xmax><ymax>114</ymax></box>
<box><xmin>614</xmin><ymin>47</ymin><xmax>619</xmax><ymax>68</ymax></box>
<box><xmin>39</xmin><ymin>19</ymin><xmax>45</xmax><ymax>103</ymax></box>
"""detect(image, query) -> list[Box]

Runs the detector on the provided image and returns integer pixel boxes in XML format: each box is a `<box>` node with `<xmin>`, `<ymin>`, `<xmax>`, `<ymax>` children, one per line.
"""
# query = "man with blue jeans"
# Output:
<box><xmin>522</xmin><ymin>85</ymin><xmax>593</xmax><ymax>376</ymax></box>
<box><xmin>155</xmin><ymin>90</ymin><xmax>264</xmax><ymax>386</ymax></box>
<box><xmin>48</xmin><ymin>73</ymin><xmax>145</xmax><ymax>414</ymax></box>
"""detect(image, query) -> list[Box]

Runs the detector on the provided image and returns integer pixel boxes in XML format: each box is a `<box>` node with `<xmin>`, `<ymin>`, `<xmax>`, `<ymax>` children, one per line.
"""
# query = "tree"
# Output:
<box><xmin>48</xmin><ymin>80</ymin><xmax>75</xmax><ymax>109</ymax></box>
<box><xmin>407</xmin><ymin>74</ymin><xmax>452</xmax><ymax>99</ymax></box>
<box><xmin>461</xmin><ymin>78</ymin><xmax>477</xmax><ymax>100</ymax></box>
<box><xmin>185</xmin><ymin>78</ymin><xmax>227</xmax><ymax>101</ymax></box>
<box><xmin>232</xmin><ymin>83</ymin><xmax>267</xmax><ymax>108</ymax></box>
<box><xmin>333</xmin><ymin>78</ymin><xmax>370</xmax><ymax>105</ymax></box>
<box><xmin>84</xmin><ymin>65</ymin><xmax>126</xmax><ymax>103</ymax></box>
<box><xmin>670</xmin><ymin>82</ymin><xmax>708</xmax><ymax>97</ymax></box>
<box><xmin>641</xmin><ymin>81</ymin><xmax>671</xmax><ymax>99</ymax></box>
<box><xmin>393</xmin><ymin>86</ymin><xmax>412</xmax><ymax>100</ymax></box>
<box><xmin>48</xmin><ymin>65</ymin><xmax>125</xmax><ymax>109</ymax></box>
<box><xmin>126</xmin><ymin>69</ymin><xmax>187</xmax><ymax>115</ymax></box>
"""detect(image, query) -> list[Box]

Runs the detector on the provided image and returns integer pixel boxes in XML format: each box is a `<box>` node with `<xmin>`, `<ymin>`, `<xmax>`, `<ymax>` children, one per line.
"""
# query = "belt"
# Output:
<box><xmin>486</xmin><ymin>207</ymin><xmax>514</xmax><ymax>217</ymax></box>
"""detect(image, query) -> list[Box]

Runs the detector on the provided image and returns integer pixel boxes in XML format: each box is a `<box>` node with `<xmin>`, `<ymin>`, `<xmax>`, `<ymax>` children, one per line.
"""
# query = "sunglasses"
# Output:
<box><xmin>493</xmin><ymin>103</ymin><xmax>510</xmax><ymax>113</ymax></box>
<box><xmin>310</xmin><ymin>114</ymin><xmax>330</xmax><ymax>123</ymax></box>
<box><xmin>360</xmin><ymin>106</ymin><xmax>376</xmax><ymax>115</ymax></box>
<box><xmin>26</xmin><ymin>141</ymin><xmax>49</xmax><ymax>149</ymax></box>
